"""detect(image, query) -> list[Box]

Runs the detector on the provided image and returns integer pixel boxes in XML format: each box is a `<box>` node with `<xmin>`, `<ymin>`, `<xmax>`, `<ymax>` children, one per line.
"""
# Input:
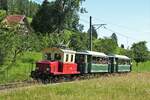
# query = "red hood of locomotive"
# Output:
<box><xmin>37</xmin><ymin>60</ymin><xmax>51</xmax><ymax>64</ymax></box>
<box><xmin>36</xmin><ymin>60</ymin><xmax>52</xmax><ymax>72</ymax></box>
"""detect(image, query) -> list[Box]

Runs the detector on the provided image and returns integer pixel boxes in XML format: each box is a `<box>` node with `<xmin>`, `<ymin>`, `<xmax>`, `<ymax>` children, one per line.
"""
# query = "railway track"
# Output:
<box><xmin>0</xmin><ymin>73</ymin><xmax>128</xmax><ymax>91</ymax></box>
<box><xmin>0</xmin><ymin>80</ymin><xmax>40</xmax><ymax>91</ymax></box>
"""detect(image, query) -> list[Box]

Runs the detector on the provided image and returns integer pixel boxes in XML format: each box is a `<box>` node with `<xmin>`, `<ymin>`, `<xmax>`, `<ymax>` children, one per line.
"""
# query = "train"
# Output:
<box><xmin>31</xmin><ymin>47</ymin><xmax>132</xmax><ymax>82</ymax></box>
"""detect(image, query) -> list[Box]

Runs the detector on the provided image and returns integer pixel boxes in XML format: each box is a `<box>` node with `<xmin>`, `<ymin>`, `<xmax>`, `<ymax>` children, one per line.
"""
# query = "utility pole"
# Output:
<box><xmin>89</xmin><ymin>16</ymin><xmax>92</xmax><ymax>51</ymax></box>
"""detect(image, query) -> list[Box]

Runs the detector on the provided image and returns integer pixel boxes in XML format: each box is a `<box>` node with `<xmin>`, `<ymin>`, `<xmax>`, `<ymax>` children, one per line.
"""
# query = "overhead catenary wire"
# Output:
<box><xmin>80</xmin><ymin>15</ymin><xmax>150</xmax><ymax>44</ymax></box>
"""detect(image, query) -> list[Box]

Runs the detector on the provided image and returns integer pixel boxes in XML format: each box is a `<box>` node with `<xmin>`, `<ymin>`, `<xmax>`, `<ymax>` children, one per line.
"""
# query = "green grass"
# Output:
<box><xmin>132</xmin><ymin>61</ymin><xmax>150</xmax><ymax>72</ymax></box>
<box><xmin>0</xmin><ymin>52</ymin><xmax>42</xmax><ymax>84</ymax></box>
<box><xmin>0</xmin><ymin>73</ymin><xmax>150</xmax><ymax>100</ymax></box>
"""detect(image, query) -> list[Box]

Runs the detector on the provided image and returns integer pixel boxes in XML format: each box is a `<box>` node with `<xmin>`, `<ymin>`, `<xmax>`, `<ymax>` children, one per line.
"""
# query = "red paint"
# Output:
<box><xmin>36</xmin><ymin>61</ymin><xmax>80</xmax><ymax>75</ymax></box>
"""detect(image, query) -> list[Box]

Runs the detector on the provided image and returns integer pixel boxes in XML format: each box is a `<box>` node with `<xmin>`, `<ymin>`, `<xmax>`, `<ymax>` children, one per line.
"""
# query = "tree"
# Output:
<box><xmin>0</xmin><ymin>22</ymin><xmax>37</xmax><ymax>64</ymax></box>
<box><xmin>0</xmin><ymin>10</ymin><xmax>6</xmax><ymax>21</ymax></box>
<box><xmin>6</xmin><ymin>0</ymin><xmax>39</xmax><ymax>17</ymax></box>
<box><xmin>31</xmin><ymin>0</ymin><xmax>57</xmax><ymax>33</ymax></box>
<box><xmin>87</xmin><ymin>25</ymin><xmax>98</xmax><ymax>39</ymax></box>
<box><xmin>131</xmin><ymin>41</ymin><xmax>149</xmax><ymax>65</ymax></box>
<box><xmin>70</xmin><ymin>32</ymin><xmax>88</xmax><ymax>51</ymax></box>
<box><xmin>121</xmin><ymin>44</ymin><xmax>124</xmax><ymax>48</ymax></box>
<box><xmin>31</xmin><ymin>0</ymin><xmax>85</xmax><ymax>33</ymax></box>
<box><xmin>111</xmin><ymin>33</ymin><xmax>118</xmax><ymax>46</ymax></box>
<box><xmin>0</xmin><ymin>0</ymin><xmax>8</xmax><ymax>11</ymax></box>
<box><xmin>93</xmin><ymin>37</ymin><xmax>117</xmax><ymax>54</ymax></box>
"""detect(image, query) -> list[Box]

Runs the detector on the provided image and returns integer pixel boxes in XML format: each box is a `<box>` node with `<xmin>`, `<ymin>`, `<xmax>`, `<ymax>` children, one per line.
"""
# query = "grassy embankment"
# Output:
<box><xmin>0</xmin><ymin>73</ymin><xmax>150</xmax><ymax>100</ymax></box>
<box><xmin>0</xmin><ymin>52</ymin><xmax>42</xmax><ymax>84</ymax></box>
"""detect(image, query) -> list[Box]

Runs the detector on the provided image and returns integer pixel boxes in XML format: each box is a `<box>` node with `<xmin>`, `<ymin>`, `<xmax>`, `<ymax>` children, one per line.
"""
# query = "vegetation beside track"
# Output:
<box><xmin>132</xmin><ymin>61</ymin><xmax>150</xmax><ymax>72</ymax></box>
<box><xmin>0</xmin><ymin>73</ymin><xmax>150</xmax><ymax>100</ymax></box>
<box><xmin>0</xmin><ymin>52</ymin><xmax>42</xmax><ymax>84</ymax></box>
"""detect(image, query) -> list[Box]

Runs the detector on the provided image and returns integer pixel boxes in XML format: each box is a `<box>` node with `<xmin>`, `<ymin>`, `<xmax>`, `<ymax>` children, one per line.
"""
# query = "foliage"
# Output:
<box><xmin>0</xmin><ymin>10</ymin><xmax>6</xmax><ymax>22</ymax></box>
<box><xmin>69</xmin><ymin>32</ymin><xmax>88</xmax><ymax>51</ymax></box>
<box><xmin>131</xmin><ymin>41</ymin><xmax>149</xmax><ymax>65</ymax></box>
<box><xmin>87</xmin><ymin>25</ymin><xmax>98</xmax><ymax>39</ymax></box>
<box><xmin>31</xmin><ymin>1</ymin><xmax>57</xmax><ymax>33</ymax></box>
<box><xmin>31</xmin><ymin>0</ymin><xmax>85</xmax><ymax>33</ymax></box>
<box><xmin>116</xmin><ymin>47</ymin><xmax>132</xmax><ymax>58</ymax></box>
<box><xmin>121</xmin><ymin>44</ymin><xmax>125</xmax><ymax>48</ymax></box>
<box><xmin>93</xmin><ymin>37</ymin><xmax>117</xmax><ymax>54</ymax></box>
<box><xmin>111</xmin><ymin>33</ymin><xmax>118</xmax><ymax>46</ymax></box>
<box><xmin>6</xmin><ymin>0</ymin><xmax>39</xmax><ymax>17</ymax></box>
<box><xmin>0</xmin><ymin>52</ymin><xmax>42</xmax><ymax>84</ymax></box>
<box><xmin>132</xmin><ymin>61</ymin><xmax>150</xmax><ymax>72</ymax></box>
<box><xmin>0</xmin><ymin>24</ymin><xmax>37</xmax><ymax>64</ymax></box>
<box><xmin>0</xmin><ymin>0</ymin><xmax>7</xmax><ymax>11</ymax></box>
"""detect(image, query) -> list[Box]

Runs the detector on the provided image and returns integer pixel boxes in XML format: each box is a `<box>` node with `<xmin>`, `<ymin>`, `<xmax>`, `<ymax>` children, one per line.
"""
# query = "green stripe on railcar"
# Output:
<box><xmin>90</xmin><ymin>64</ymin><xmax>109</xmax><ymax>73</ymax></box>
<box><xmin>118</xmin><ymin>65</ymin><xmax>131</xmax><ymax>72</ymax></box>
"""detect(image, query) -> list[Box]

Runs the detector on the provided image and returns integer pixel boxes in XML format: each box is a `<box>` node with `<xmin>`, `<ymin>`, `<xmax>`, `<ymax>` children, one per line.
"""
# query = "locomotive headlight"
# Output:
<box><xmin>46</xmin><ymin>67</ymin><xmax>50</xmax><ymax>71</ymax></box>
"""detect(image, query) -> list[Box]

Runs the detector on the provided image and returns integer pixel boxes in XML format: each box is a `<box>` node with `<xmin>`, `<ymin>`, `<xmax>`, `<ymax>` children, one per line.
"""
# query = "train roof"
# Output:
<box><xmin>76</xmin><ymin>50</ymin><xmax>108</xmax><ymax>57</ymax></box>
<box><xmin>60</xmin><ymin>49</ymin><xmax>76</xmax><ymax>54</ymax></box>
<box><xmin>43</xmin><ymin>48</ymin><xmax>76</xmax><ymax>54</ymax></box>
<box><xmin>109</xmin><ymin>54</ymin><xmax>130</xmax><ymax>60</ymax></box>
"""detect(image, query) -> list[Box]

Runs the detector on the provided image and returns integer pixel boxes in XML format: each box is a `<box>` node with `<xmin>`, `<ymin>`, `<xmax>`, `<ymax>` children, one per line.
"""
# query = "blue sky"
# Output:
<box><xmin>34</xmin><ymin>0</ymin><xmax>150</xmax><ymax>49</ymax></box>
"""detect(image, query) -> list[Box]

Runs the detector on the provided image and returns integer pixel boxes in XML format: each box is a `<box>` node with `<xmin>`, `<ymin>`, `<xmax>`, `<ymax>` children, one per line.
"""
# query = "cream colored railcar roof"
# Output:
<box><xmin>43</xmin><ymin>48</ymin><xmax>76</xmax><ymax>54</ymax></box>
<box><xmin>76</xmin><ymin>50</ymin><xmax>108</xmax><ymax>57</ymax></box>
<box><xmin>110</xmin><ymin>54</ymin><xmax>130</xmax><ymax>60</ymax></box>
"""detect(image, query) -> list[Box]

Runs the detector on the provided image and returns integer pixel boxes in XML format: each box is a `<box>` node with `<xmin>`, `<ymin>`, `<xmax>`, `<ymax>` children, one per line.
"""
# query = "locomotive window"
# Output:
<box><xmin>66</xmin><ymin>54</ymin><xmax>69</xmax><ymax>62</ymax></box>
<box><xmin>54</xmin><ymin>53</ymin><xmax>61</xmax><ymax>60</ymax></box>
<box><xmin>71</xmin><ymin>55</ymin><xmax>74</xmax><ymax>62</ymax></box>
<box><xmin>46</xmin><ymin>53</ymin><xmax>51</xmax><ymax>60</ymax></box>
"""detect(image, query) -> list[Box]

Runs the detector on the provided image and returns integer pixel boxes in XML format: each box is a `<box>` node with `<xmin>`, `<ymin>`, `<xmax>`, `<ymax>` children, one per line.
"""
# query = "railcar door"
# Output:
<box><xmin>109</xmin><ymin>57</ymin><xmax>114</xmax><ymax>73</ymax></box>
<box><xmin>75</xmin><ymin>54</ymin><xmax>88</xmax><ymax>74</ymax></box>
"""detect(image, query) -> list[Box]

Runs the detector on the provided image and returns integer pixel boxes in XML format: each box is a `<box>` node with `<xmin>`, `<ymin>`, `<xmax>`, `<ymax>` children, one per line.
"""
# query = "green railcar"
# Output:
<box><xmin>109</xmin><ymin>54</ymin><xmax>131</xmax><ymax>73</ymax></box>
<box><xmin>76</xmin><ymin>51</ymin><xmax>110</xmax><ymax>74</ymax></box>
<box><xmin>90</xmin><ymin>64</ymin><xmax>109</xmax><ymax>73</ymax></box>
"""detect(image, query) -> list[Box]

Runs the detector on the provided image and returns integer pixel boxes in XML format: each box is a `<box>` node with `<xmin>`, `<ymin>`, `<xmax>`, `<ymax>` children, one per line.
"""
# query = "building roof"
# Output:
<box><xmin>76</xmin><ymin>50</ymin><xmax>108</xmax><ymax>57</ymax></box>
<box><xmin>3</xmin><ymin>15</ymin><xmax>26</xmax><ymax>25</ymax></box>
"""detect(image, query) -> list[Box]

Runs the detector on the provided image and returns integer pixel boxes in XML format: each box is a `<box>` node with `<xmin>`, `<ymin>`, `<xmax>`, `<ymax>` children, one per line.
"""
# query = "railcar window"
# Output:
<box><xmin>54</xmin><ymin>53</ymin><xmax>61</xmax><ymax>60</ymax></box>
<box><xmin>118</xmin><ymin>59</ymin><xmax>130</xmax><ymax>65</ymax></box>
<box><xmin>92</xmin><ymin>57</ymin><xmax>108</xmax><ymax>64</ymax></box>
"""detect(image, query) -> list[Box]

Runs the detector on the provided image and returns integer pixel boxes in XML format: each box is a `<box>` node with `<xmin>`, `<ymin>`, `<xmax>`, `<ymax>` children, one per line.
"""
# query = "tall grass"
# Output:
<box><xmin>0</xmin><ymin>73</ymin><xmax>150</xmax><ymax>100</ymax></box>
<box><xmin>132</xmin><ymin>61</ymin><xmax>150</xmax><ymax>72</ymax></box>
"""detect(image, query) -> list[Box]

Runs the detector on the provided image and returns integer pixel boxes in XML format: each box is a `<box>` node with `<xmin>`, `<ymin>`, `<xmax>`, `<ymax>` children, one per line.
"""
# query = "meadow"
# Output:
<box><xmin>0</xmin><ymin>73</ymin><xmax>150</xmax><ymax>100</ymax></box>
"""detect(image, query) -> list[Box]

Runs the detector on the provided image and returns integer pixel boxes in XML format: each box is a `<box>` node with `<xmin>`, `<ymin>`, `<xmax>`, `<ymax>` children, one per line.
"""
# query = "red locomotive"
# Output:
<box><xmin>31</xmin><ymin>48</ymin><xmax>80</xmax><ymax>81</ymax></box>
